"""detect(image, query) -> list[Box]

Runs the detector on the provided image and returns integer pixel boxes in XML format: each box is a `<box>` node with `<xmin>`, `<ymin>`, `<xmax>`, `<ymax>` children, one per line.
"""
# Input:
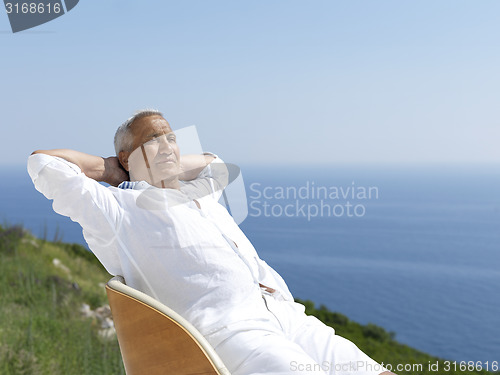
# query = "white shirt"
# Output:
<box><xmin>27</xmin><ymin>153</ymin><xmax>293</xmax><ymax>338</ymax></box>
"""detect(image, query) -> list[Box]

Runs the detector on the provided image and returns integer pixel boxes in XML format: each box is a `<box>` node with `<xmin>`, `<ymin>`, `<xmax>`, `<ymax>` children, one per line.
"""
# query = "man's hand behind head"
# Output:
<box><xmin>104</xmin><ymin>156</ymin><xmax>129</xmax><ymax>187</ymax></box>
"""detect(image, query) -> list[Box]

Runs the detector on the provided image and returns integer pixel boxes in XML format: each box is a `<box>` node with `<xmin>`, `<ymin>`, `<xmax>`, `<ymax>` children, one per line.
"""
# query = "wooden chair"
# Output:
<box><xmin>106</xmin><ymin>276</ymin><xmax>231</xmax><ymax>375</ymax></box>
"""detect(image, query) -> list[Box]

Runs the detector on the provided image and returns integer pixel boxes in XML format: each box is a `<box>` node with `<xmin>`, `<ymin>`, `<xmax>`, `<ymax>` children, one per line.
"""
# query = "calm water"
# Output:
<box><xmin>1</xmin><ymin>163</ymin><xmax>499</xmax><ymax>363</ymax></box>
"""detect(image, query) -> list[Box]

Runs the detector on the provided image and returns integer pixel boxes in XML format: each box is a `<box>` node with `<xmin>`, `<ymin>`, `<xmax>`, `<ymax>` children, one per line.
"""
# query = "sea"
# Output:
<box><xmin>1</xmin><ymin>163</ymin><xmax>499</xmax><ymax>364</ymax></box>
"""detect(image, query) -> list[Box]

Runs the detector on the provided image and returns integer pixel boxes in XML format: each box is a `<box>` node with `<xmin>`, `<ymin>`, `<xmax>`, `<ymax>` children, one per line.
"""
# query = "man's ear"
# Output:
<box><xmin>118</xmin><ymin>151</ymin><xmax>130</xmax><ymax>172</ymax></box>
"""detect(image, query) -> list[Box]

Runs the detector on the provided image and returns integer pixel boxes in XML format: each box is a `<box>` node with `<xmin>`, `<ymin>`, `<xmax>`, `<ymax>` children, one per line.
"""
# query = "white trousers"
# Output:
<box><xmin>208</xmin><ymin>294</ymin><xmax>387</xmax><ymax>375</ymax></box>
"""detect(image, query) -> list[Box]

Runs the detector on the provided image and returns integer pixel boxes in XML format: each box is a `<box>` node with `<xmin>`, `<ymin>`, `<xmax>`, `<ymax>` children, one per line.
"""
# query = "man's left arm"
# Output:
<box><xmin>178</xmin><ymin>154</ymin><xmax>215</xmax><ymax>181</ymax></box>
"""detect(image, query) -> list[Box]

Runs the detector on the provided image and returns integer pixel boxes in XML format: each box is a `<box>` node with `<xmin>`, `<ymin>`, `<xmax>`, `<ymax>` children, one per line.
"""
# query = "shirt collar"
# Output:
<box><xmin>118</xmin><ymin>181</ymin><xmax>150</xmax><ymax>190</ymax></box>
<box><xmin>118</xmin><ymin>180</ymin><xmax>187</xmax><ymax>191</ymax></box>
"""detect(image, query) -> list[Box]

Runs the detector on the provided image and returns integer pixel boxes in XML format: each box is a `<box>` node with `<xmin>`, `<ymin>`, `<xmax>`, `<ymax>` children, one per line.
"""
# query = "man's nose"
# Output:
<box><xmin>158</xmin><ymin>136</ymin><xmax>173</xmax><ymax>153</ymax></box>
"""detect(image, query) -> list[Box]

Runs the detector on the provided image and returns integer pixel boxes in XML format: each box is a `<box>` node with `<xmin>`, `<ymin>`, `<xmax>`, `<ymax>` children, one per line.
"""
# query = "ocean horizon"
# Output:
<box><xmin>2</xmin><ymin>162</ymin><xmax>499</xmax><ymax>363</ymax></box>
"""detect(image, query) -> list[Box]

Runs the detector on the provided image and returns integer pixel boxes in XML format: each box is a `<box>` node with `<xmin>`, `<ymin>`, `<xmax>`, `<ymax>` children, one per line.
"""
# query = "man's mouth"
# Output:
<box><xmin>156</xmin><ymin>159</ymin><xmax>176</xmax><ymax>165</ymax></box>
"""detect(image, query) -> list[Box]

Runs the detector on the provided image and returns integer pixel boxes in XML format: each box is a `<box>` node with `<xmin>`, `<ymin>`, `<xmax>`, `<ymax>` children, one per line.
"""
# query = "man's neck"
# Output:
<box><xmin>152</xmin><ymin>178</ymin><xmax>180</xmax><ymax>190</ymax></box>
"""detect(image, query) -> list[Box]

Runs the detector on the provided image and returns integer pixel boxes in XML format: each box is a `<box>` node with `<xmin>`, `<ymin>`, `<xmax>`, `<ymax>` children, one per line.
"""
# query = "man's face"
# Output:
<box><xmin>121</xmin><ymin>115</ymin><xmax>181</xmax><ymax>187</ymax></box>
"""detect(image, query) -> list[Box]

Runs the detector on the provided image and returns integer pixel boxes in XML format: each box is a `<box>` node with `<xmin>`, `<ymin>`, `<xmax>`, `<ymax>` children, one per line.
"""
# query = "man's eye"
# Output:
<box><xmin>144</xmin><ymin>138</ymin><xmax>159</xmax><ymax>146</ymax></box>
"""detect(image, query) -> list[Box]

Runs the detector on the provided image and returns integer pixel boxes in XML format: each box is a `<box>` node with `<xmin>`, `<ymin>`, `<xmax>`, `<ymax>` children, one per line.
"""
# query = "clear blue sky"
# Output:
<box><xmin>1</xmin><ymin>0</ymin><xmax>499</xmax><ymax>166</ymax></box>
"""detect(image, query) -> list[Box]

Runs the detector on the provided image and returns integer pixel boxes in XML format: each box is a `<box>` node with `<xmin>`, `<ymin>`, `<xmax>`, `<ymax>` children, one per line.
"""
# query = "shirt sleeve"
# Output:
<box><xmin>181</xmin><ymin>153</ymin><xmax>229</xmax><ymax>202</ymax></box>
<box><xmin>27</xmin><ymin>153</ymin><xmax>123</xmax><ymax>274</ymax></box>
<box><xmin>200</xmin><ymin>153</ymin><xmax>230</xmax><ymax>200</ymax></box>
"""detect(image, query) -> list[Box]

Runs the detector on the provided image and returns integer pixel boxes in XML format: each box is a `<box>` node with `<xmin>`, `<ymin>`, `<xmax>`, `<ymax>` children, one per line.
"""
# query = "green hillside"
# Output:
<box><xmin>296</xmin><ymin>299</ymin><xmax>497</xmax><ymax>375</ymax></box>
<box><xmin>0</xmin><ymin>225</ymin><xmax>497</xmax><ymax>375</ymax></box>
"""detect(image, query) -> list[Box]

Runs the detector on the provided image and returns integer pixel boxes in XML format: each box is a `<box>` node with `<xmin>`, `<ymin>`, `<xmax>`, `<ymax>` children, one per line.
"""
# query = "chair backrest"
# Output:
<box><xmin>106</xmin><ymin>276</ymin><xmax>231</xmax><ymax>375</ymax></box>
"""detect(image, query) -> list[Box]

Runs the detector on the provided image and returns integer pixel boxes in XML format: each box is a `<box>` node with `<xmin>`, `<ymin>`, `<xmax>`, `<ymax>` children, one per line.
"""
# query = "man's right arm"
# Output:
<box><xmin>28</xmin><ymin>150</ymin><xmax>125</xmax><ymax>275</ymax></box>
<box><xmin>31</xmin><ymin>149</ymin><xmax>128</xmax><ymax>187</ymax></box>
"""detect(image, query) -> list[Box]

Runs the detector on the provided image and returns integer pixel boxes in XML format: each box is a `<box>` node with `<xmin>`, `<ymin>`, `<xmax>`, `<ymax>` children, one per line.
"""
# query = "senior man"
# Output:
<box><xmin>28</xmin><ymin>109</ymin><xmax>394</xmax><ymax>375</ymax></box>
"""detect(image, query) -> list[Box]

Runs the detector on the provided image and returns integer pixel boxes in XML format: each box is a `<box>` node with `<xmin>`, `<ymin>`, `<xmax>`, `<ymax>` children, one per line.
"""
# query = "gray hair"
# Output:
<box><xmin>114</xmin><ymin>109</ymin><xmax>164</xmax><ymax>155</ymax></box>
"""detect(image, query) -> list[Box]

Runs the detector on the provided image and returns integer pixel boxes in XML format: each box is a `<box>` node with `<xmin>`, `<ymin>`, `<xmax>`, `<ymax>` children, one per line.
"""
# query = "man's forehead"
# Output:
<box><xmin>132</xmin><ymin>115</ymin><xmax>172</xmax><ymax>134</ymax></box>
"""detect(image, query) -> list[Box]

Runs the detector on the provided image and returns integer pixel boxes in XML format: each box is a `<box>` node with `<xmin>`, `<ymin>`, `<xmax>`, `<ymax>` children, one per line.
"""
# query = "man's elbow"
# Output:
<box><xmin>31</xmin><ymin>150</ymin><xmax>53</xmax><ymax>156</ymax></box>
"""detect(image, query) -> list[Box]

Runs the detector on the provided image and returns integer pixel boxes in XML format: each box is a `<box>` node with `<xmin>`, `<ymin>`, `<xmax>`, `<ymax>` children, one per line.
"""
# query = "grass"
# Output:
<box><xmin>0</xmin><ymin>225</ymin><xmax>124</xmax><ymax>375</ymax></box>
<box><xmin>0</xmin><ymin>224</ymin><xmax>497</xmax><ymax>375</ymax></box>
